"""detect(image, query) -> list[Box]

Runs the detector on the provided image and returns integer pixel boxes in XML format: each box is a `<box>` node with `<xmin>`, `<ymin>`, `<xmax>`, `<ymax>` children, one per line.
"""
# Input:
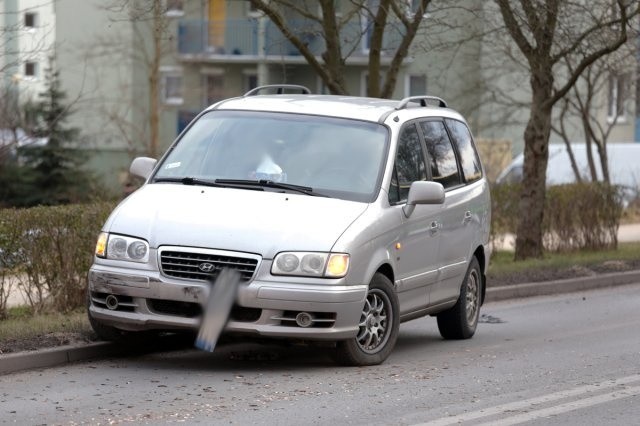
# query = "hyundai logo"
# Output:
<box><xmin>198</xmin><ymin>262</ymin><xmax>216</xmax><ymax>273</ymax></box>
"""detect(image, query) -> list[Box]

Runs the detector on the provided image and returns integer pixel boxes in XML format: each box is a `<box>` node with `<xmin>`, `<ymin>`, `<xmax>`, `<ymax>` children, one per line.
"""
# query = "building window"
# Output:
<box><xmin>205</xmin><ymin>74</ymin><xmax>225</xmax><ymax>106</ymax></box>
<box><xmin>406</xmin><ymin>74</ymin><xmax>427</xmax><ymax>96</ymax></box>
<box><xmin>165</xmin><ymin>0</ymin><xmax>184</xmax><ymax>17</ymax></box>
<box><xmin>360</xmin><ymin>0</ymin><xmax>378</xmax><ymax>53</ymax></box>
<box><xmin>608</xmin><ymin>73</ymin><xmax>628</xmax><ymax>121</ymax></box>
<box><xmin>405</xmin><ymin>0</ymin><xmax>430</xmax><ymax>19</ymax></box>
<box><xmin>161</xmin><ymin>68</ymin><xmax>183</xmax><ymax>105</ymax></box>
<box><xmin>247</xmin><ymin>1</ymin><xmax>261</xmax><ymax>17</ymax></box>
<box><xmin>317</xmin><ymin>77</ymin><xmax>329</xmax><ymax>94</ymax></box>
<box><xmin>24</xmin><ymin>12</ymin><xmax>37</xmax><ymax>29</ymax></box>
<box><xmin>360</xmin><ymin>71</ymin><xmax>385</xmax><ymax>97</ymax></box>
<box><xmin>244</xmin><ymin>74</ymin><xmax>258</xmax><ymax>92</ymax></box>
<box><xmin>24</xmin><ymin>61</ymin><xmax>37</xmax><ymax>78</ymax></box>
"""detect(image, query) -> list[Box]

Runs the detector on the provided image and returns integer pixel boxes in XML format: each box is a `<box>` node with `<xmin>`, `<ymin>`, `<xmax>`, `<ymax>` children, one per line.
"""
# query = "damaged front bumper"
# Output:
<box><xmin>87</xmin><ymin>262</ymin><xmax>367</xmax><ymax>341</ymax></box>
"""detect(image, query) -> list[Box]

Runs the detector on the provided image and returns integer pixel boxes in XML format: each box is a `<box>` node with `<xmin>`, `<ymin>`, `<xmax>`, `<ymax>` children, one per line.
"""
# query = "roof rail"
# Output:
<box><xmin>244</xmin><ymin>84</ymin><xmax>311</xmax><ymax>97</ymax></box>
<box><xmin>396</xmin><ymin>96</ymin><xmax>448</xmax><ymax>110</ymax></box>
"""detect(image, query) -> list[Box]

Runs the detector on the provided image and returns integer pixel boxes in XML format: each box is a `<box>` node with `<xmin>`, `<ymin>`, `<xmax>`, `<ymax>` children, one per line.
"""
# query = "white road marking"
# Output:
<box><xmin>479</xmin><ymin>385</ymin><xmax>640</xmax><ymax>426</ymax></box>
<box><xmin>415</xmin><ymin>373</ymin><xmax>640</xmax><ymax>426</ymax></box>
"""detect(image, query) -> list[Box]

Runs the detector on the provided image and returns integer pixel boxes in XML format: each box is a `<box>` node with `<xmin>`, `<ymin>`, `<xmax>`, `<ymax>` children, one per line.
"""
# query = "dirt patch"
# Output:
<box><xmin>488</xmin><ymin>259</ymin><xmax>640</xmax><ymax>287</ymax></box>
<box><xmin>0</xmin><ymin>331</ymin><xmax>97</xmax><ymax>355</ymax></box>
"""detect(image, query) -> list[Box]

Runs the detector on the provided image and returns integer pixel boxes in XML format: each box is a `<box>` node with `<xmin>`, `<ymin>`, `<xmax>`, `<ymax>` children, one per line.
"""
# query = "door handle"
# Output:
<box><xmin>430</xmin><ymin>221</ymin><xmax>439</xmax><ymax>235</ymax></box>
<box><xmin>463</xmin><ymin>211</ymin><xmax>472</xmax><ymax>224</ymax></box>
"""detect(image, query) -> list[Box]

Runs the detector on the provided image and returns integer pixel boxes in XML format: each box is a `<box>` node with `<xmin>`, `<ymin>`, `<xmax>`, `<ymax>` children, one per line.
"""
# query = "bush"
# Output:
<box><xmin>544</xmin><ymin>183</ymin><xmax>623</xmax><ymax>251</ymax></box>
<box><xmin>0</xmin><ymin>202</ymin><xmax>115</xmax><ymax>316</ymax></box>
<box><xmin>490</xmin><ymin>183</ymin><xmax>521</xmax><ymax>250</ymax></box>
<box><xmin>491</xmin><ymin>182</ymin><xmax>623</xmax><ymax>253</ymax></box>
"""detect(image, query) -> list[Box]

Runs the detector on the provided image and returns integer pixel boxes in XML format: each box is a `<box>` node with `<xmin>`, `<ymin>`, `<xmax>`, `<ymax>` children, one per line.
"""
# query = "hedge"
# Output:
<box><xmin>491</xmin><ymin>182</ymin><xmax>624</xmax><ymax>253</ymax></box>
<box><xmin>0</xmin><ymin>202</ymin><xmax>116</xmax><ymax>318</ymax></box>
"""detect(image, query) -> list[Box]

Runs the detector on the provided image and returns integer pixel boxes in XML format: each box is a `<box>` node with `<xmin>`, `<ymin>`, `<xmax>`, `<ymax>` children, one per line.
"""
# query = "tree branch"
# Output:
<box><xmin>495</xmin><ymin>0</ymin><xmax>535</xmax><ymax>58</ymax></box>
<box><xmin>380</xmin><ymin>0</ymin><xmax>431</xmax><ymax>98</ymax></box>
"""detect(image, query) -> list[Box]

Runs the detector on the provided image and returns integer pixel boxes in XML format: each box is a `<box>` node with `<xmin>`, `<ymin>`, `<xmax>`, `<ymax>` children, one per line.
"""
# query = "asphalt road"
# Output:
<box><xmin>1</xmin><ymin>283</ymin><xmax>640</xmax><ymax>425</ymax></box>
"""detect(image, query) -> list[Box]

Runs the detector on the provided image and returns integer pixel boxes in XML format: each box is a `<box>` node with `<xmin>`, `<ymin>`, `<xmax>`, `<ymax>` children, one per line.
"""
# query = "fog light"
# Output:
<box><xmin>295</xmin><ymin>312</ymin><xmax>313</xmax><ymax>328</ymax></box>
<box><xmin>105</xmin><ymin>294</ymin><xmax>119</xmax><ymax>310</ymax></box>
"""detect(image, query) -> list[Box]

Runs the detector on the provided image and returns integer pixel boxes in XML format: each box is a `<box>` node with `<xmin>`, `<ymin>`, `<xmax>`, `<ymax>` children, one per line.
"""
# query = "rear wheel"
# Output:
<box><xmin>334</xmin><ymin>273</ymin><xmax>399</xmax><ymax>366</ymax></box>
<box><xmin>437</xmin><ymin>257</ymin><xmax>482</xmax><ymax>340</ymax></box>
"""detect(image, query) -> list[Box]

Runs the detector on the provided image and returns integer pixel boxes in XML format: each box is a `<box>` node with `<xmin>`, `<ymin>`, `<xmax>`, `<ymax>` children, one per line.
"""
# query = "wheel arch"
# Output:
<box><xmin>375</xmin><ymin>263</ymin><xmax>395</xmax><ymax>286</ymax></box>
<box><xmin>472</xmin><ymin>245</ymin><xmax>487</xmax><ymax>305</ymax></box>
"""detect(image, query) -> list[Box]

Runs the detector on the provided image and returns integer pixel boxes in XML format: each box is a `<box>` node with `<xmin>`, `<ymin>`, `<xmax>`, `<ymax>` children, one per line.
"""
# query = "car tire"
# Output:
<box><xmin>334</xmin><ymin>273</ymin><xmax>399</xmax><ymax>366</ymax></box>
<box><xmin>437</xmin><ymin>256</ymin><xmax>482</xmax><ymax>340</ymax></box>
<box><xmin>86</xmin><ymin>292</ymin><xmax>131</xmax><ymax>342</ymax></box>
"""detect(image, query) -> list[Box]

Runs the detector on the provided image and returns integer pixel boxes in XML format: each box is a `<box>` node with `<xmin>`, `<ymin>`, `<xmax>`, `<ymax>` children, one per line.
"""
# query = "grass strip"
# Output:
<box><xmin>0</xmin><ymin>307</ymin><xmax>91</xmax><ymax>342</ymax></box>
<box><xmin>489</xmin><ymin>242</ymin><xmax>640</xmax><ymax>278</ymax></box>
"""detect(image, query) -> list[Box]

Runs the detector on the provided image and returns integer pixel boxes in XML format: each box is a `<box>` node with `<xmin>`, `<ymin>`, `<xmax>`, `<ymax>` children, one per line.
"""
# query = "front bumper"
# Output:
<box><xmin>87</xmin><ymin>263</ymin><xmax>367</xmax><ymax>341</ymax></box>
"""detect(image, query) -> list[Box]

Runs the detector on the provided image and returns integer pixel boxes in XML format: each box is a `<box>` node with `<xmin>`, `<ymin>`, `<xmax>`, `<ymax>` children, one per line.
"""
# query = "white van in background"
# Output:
<box><xmin>497</xmin><ymin>143</ymin><xmax>640</xmax><ymax>201</ymax></box>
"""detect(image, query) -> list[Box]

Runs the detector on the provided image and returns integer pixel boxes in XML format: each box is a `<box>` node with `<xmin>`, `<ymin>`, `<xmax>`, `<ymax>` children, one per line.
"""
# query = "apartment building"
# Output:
<box><xmin>1</xmin><ymin>0</ymin><xmax>638</xmax><ymax>193</ymax></box>
<box><xmin>165</xmin><ymin>1</ymin><xmax>484</xmax><ymax>133</ymax></box>
<box><xmin>0</xmin><ymin>0</ymin><xmax>56</xmax><ymax>101</ymax></box>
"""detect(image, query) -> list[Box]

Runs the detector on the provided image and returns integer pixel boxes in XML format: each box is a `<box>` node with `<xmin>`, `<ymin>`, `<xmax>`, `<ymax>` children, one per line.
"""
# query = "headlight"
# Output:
<box><xmin>272</xmin><ymin>252</ymin><xmax>349</xmax><ymax>278</ymax></box>
<box><xmin>95</xmin><ymin>232</ymin><xmax>149</xmax><ymax>263</ymax></box>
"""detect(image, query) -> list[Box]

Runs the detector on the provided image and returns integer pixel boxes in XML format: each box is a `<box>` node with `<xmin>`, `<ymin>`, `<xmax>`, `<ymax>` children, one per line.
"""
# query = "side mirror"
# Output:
<box><xmin>402</xmin><ymin>181</ymin><xmax>445</xmax><ymax>217</ymax></box>
<box><xmin>130</xmin><ymin>157</ymin><xmax>157</xmax><ymax>180</ymax></box>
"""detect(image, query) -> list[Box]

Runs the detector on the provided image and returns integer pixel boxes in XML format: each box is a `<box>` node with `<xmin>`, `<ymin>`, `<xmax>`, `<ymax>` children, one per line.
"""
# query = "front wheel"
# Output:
<box><xmin>437</xmin><ymin>257</ymin><xmax>482</xmax><ymax>340</ymax></box>
<box><xmin>334</xmin><ymin>273</ymin><xmax>399</xmax><ymax>366</ymax></box>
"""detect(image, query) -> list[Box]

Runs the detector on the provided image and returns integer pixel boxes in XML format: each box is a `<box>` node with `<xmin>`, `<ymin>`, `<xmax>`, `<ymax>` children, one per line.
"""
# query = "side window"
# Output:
<box><xmin>420</xmin><ymin>120</ymin><xmax>461</xmax><ymax>189</ymax></box>
<box><xmin>445</xmin><ymin>119</ymin><xmax>482</xmax><ymax>183</ymax></box>
<box><xmin>389</xmin><ymin>124</ymin><xmax>427</xmax><ymax>204</ymax></box>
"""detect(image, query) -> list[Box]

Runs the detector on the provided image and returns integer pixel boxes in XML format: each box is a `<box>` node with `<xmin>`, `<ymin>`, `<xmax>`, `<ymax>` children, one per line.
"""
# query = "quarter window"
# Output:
<box><xmin>420</xmin><ymin>120</ymin><xmax>461</xmax><ymax>189</ymax></box>
<box><xmin>445</xmin><ymin>119</ymin><xmax>482</xmax><ymax>183</ymax></box>
<box><xmin>389</xmin><ymin>124</ymin><xmax>427</xmax><ymax>204</ymax></box>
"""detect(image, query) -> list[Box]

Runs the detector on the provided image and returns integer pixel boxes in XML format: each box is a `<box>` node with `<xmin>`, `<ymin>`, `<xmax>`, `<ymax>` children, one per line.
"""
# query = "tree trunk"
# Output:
<box><xmin>148</xmin><ymin>0</ymin><xmax>162</xmax><ymax>158</ymax></box>
<box><xmin>515</xmin><ymin>73</ymin><xmax>553</xmax><ymax>260</ymax></box>
<box><xmin>595</xmin><ymin>140</ymin><xmax>610</xmax><ymax>184</ymax></box>
<box><xmin>582</xmin><ymin>115</ymin><xmax>598</xmax><ymax>181</ymax></box>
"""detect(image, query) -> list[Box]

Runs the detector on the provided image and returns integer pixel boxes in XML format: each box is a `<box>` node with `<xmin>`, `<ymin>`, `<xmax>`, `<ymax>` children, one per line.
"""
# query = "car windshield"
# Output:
<box><xmin>153</xmin><ymin>111</ymin><xmax>389</xmax><ymax>202</ymax></box>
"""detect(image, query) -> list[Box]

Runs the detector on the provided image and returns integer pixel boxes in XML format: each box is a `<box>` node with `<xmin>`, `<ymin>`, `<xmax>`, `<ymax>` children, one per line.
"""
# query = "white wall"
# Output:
<box><xmin>13</xmin><ymin>0</ymin><xmax>56</xmax><ymax>102</ymax></box>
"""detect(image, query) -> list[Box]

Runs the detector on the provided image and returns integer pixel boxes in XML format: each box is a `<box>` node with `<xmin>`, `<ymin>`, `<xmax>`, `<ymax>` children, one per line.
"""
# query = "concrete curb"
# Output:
<box><xmin>0</xmin><ymin>341</ymin><xmax>121</xmax><ymax>375</ymax></box>
<box><xmin>486</xmin><ymin>269</ymin><xmax>640</xmax><ymax>302</ymax></box>
<box><xmin>2</xmin><ymin>270</ymin><xmax>639</xmax><ymax>375</ymax></box>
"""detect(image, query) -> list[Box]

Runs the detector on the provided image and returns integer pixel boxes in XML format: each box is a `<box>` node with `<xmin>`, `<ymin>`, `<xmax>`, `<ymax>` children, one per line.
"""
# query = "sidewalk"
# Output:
<box><xmin>494</xmin><ymin>222</ymin><xmax>640</xmax><ymax>252</ymax></box>
<box><xmin>4</xmin><ymin>274</ymin><xmax>29</xmax><ymax>308</ymax></box>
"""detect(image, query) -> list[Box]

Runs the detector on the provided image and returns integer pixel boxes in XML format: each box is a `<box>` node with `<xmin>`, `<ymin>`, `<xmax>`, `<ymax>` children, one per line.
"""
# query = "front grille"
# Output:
<box><xmin>148</xmin><ymin>299</ymin><xmax>202</xmax><ymax>318</ymax></box>
<box><xmin>160</xmin><ymin>250</ymin><xmax>259</xmax><ymax>282</ymax></box>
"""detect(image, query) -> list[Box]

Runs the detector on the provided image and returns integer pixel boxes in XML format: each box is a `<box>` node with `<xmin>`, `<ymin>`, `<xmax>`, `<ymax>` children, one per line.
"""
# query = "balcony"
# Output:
<box><xmin>177</xmin><ymin>18</ymin><xmax>403</xmax><ymax>65</ymax></box>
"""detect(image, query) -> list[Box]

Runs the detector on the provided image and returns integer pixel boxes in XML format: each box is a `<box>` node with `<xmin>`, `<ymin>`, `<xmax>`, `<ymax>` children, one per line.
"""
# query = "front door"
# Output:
<box><xmin>390</xmin><ymin>123</ymin><xmax>442</xmax><ymax>316</ymax></box>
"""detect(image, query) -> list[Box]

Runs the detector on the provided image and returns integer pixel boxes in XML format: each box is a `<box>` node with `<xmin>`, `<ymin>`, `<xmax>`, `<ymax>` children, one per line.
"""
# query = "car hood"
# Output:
<box><xmin>105</xmin><ymin>183</ymin><xmax>368</xmax><ymax>258</ymax></box>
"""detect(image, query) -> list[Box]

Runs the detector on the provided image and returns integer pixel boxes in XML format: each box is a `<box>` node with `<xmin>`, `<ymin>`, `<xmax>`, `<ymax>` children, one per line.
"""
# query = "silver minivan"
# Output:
<box><xmin>88</xmin><ymin>85</ymin><xmax>491</xmax><ymax>366</ymax></box>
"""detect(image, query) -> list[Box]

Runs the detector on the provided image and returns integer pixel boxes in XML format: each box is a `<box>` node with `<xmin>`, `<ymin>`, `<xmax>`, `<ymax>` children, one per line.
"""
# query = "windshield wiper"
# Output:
<box><xmin>214</xmin><ymin>179</ymin><xmax>328</xmax><ymax>197</ymax></box>
<box><xmin>153</xmin><ymin>177</ymin><xmax>225</xmax><ymax>188</ymax></box>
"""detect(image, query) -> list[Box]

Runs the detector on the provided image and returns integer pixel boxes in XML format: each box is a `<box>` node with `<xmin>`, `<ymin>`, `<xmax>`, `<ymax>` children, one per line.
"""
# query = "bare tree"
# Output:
<box><xmin>552</xmin><ymin>40</ymin><xmax>637</xmax><ymax>185</ymax></box>
<box><xmin>249</xmin><ymin>0</ymin><xmax>430</xmax><ymax>98</ymax></box>
<box><xmin>91</xmin><ymin>0</ymin><xmax>173</xmax><ymax>159</ymax></box>
<box><xmin>0</xmin><ymin>83</ymin><xmax>25</xmax><ymax>164</ymax></box>
<box><xmin>494</xmin><ymin>0</ymin><xmax>639</xmax><ymax>260</ymax></box>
